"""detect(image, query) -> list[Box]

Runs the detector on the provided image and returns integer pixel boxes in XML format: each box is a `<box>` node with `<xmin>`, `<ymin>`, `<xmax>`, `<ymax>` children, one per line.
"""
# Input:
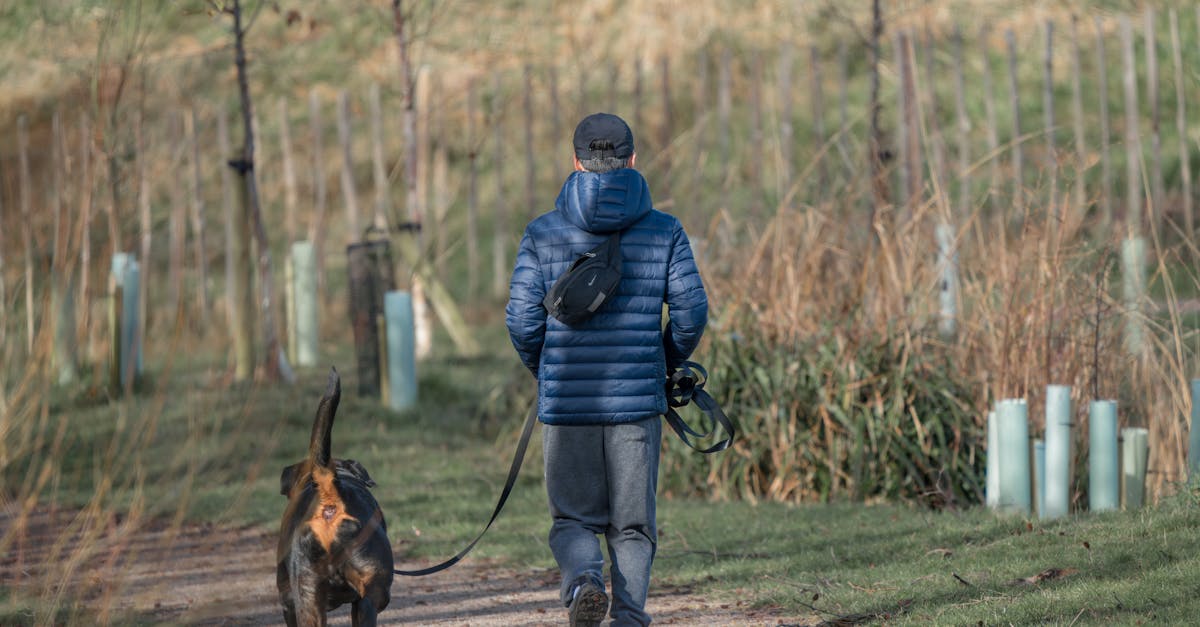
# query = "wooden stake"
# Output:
<box><xmin>218</xmin><ymin>106</ymin><xmax>253</xmax><ymax>381</ymax></box>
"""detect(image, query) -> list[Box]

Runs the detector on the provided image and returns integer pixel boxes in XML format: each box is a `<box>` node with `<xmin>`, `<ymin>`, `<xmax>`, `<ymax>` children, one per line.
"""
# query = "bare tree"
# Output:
<box><xmin>211</xmin><ymin>0</ymin><xmax>294</xmax><ymax>383</ymax></box>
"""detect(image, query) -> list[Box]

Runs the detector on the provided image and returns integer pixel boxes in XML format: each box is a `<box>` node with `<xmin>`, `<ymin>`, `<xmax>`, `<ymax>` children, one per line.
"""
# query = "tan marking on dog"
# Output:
<box><xmin>308</xmin><ymin>465</ymin><xmax>358</xmax><ymax>552</ymax></box>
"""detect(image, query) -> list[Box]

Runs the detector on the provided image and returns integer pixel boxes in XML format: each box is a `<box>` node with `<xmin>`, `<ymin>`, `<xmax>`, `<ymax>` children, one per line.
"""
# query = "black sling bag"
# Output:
<box><xmin>543</xmin><ymin>231</ymin><xmax>623</xmax><ymax>325</ymax></box>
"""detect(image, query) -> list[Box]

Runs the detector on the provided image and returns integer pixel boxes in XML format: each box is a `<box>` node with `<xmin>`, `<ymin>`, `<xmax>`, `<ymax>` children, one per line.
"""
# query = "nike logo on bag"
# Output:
<box><xmin>588</xmin><ymin>275</ymin><xmax>597</xmax><ymax>286</ymax></box>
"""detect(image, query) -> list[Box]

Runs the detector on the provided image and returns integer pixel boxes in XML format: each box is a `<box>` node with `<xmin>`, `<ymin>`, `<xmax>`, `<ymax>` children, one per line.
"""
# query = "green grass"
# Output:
<box><xmin>5</xmin><ymin>345</ymin><xmax>1200</xmax><ymax>625</ymax></box>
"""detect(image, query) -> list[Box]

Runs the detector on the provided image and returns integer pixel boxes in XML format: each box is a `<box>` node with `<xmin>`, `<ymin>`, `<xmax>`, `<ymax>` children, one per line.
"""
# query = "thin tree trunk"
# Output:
<box><xmin>17</xmin><ymin>116</ymin><xmax>35</xmax><ymax>353</ymax></box>
<box><xmin>921</xmin><ymin>28</ymin><xmax>946</xmax><ymax>209</ymax></box>
<box><xmin>231</xmin><ymin>0</ymin><xmax>290</xmax><ymax>382</ymax></box>
<box><xmin>952</xmin><ymin>25</ymin><xmax>971</xmax><ymax>221</ymax></box>
<box><xmin>1043</xmin><ymin>21</ymin><xmax>1058</xmax><ymax>225</ymax></box>
<box><xmin>1170</xmin><ymin>9</ymin><xmax>1192</xmax><ymax>249</ymax></box>
<box><xmin>415</xmin><ymin>66</ymin><xmax>431</xmax><ymax>247</ymax></box>
<box><xmin>1144</xmin><ymin>9</ymin><xmax>1163</xmax><ymax>236</ymax></box>
<box><xmin>492</xmin><ymin>72</ymin><xmax>508</xmax><ymax>299</ymax></box>
<box><xmin>187</xmin><ymin>106</ymin><xmax>209</xmax><ymax>324</ymax></box>
<box><xmin>548</xmin><ymin>66</ymin><xmax>562</xmax><ymax>159</ymax></box>
<box><xmin>900</xmin><ymin>31</ymin><xmax>922</xmax><ymax>218</ymax></box>
<box><xmin>607</xmin><ymin>63</ymin><xmax>619</xmax><ymax>113</ymax></box>
<box><xmin>749</xmin><ymin>51</ymin><xmax>764</xmax><ymax>212</ymax></box>
<box><xmin>867</xmin><ymin>0</ymin><xmax>888</xmax><ymax>213</ymax></box>
<box><xmin>779</xmin><ymin>43</ymin><xmax>794</xmax><ymax>198</ymax></box>
<box><xmin>693</xmin><ymin>48</ymin><xmax>709</xmax><ymax>215</ymax></box>
<box><xmin>368</xmin><ymin>83</ymin><xmax>391</xmax><ymax>232</ymax></box>
<box><xmin>307</xmin><ymin>89</ymin><xmax>329</xmax><ymax>300</ymax></box>
<box><xmin>979</xmin><ymin>27</ymin><xmax>1001</xmax><ymax>210</ymax></box>
<box><xmin>337</xmin><ymin>89</ymin><xmax>361</xmax><ymax>242</ymax></box>
<box><xmin>1070</xmin><ymin>16</ymin><xmax>1087</xmax><ymax>215</ymax></box>
<box><xmin>633</xmin><ymin>57</ymin><xmax>644</xmax><ymax>146</ymax></box>
<box><xmin>1095</xmin><ymin>16</ymin><xmax>1114</xmax><ymax>232</ymax></box>
<box><xmin>218</xmin><ymin>106</ymin><xmax>252</xmax><ymax>380</ymax></box>
<box><xmin>836</xmin><ymin>40</ymin><xmax>852</xmax><ymax>178</ymax></box>
<box><xmin>169</xmin><ymin>113</ymin><xmax>186</xmax><ymax>319</ymax></box>
<box><xmin>717</xmin><ymin>47</ymin><xmax>732</xmax><ymax>208</ymax></box>
<box><xmin>466</xmin><ymin>80</ymin><xmax>479</xmax><ymax>299</ymax></box>
<box><xmin>78</xmin><ymin>111</ymin><xmax>93</xmax><ymax>360</ymax></box>
<box><xmin>659</xmin><ymin>54</ymin><xmax>672</xmax><ymax>184</ymax></box>
<box><xmin>279</xmin><ymin>97</ymin><xmax>299</xmax><ymax>244</ymax></box>
<box><xmin>523</xmin><ymin>64</ymin><xmax>537</xmax><ymax>222</ymax></box>
<box><xmin>394</xmin><ymin>0</ymin><xmax>419</xmax><ymax>233</ymax></box>
<box><xmin>51</xmin><ymin>111</ymin><xmax>78</xmax><ymax>382</ymax></box>
<box><xmin>1005</xmin><ymin>29</ymin><xmax>1024</xmax><ymax>212</ymax></box>
<box><xmin>136</xmin><ymin>109</ymin><xmax>151</xmax><ymax>373</ymax></box>
<box><xmin>892</xmin><ymin>31</ymin><xmax>911</xmax><ymax>215</ymax></box>
<box><xmin>1120</xmin><ymin>16</ymin><xmax>1141</xmax><ymax>237</ymax></box>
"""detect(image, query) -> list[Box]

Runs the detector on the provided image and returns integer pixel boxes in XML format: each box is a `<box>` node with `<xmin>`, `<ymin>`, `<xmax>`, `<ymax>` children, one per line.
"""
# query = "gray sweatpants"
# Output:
<box><xmin>543</xmin><ymin>416</ymin><xmax>662</xmax><ymax>627</ymax></box>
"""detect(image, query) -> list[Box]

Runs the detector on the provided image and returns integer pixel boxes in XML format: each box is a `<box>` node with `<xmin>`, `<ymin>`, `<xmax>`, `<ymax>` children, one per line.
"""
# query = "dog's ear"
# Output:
<box><xmin>337</xmin><ymin>459</ymin><xmax>376</xmax><ymax>487</ymax></box>
<box><xmin>280</xmin><ymin>463</ymin><xmax>301</xmax><ymax>496</ymax></box>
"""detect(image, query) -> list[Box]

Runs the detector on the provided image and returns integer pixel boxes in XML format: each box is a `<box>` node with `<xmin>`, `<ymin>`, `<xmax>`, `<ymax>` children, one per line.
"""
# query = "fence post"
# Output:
<box><xmin>384</xmin><ymin>290</ymin><xmax>417</xmax><ymax>411</ymax></box>
<box><xmin>1089</xmin><ymin>400</ymin><xmax>1119</xmax><ymax>511</ymax></box>
<box><xmin>936</xmin><ymin>223</ymin><xmax>958</xmax><ymax>338</ymax></box>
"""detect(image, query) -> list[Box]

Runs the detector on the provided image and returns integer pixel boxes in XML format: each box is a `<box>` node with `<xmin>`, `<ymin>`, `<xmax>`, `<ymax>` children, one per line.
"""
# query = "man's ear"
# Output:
<box><xmin>280</xmin><ymin>463</ymin><xmax>301</xmax><ymax>496</ymax></box>
<box><xmin>573</xmin><ymin>155</ymin><xmax>585</xmax><ymax>172</ymax></box>
<box><xmin>629</xmin><ymin>152</ymin><xmax>637</xmax><ymax>168</ymax></box>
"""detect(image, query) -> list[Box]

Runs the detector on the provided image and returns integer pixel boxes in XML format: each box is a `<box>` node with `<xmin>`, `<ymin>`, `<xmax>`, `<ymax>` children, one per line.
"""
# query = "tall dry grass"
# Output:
<box><xmin>660</xmin><ymin>157</ymin><xmax>1198</xmax><ymax>508</ymax></box>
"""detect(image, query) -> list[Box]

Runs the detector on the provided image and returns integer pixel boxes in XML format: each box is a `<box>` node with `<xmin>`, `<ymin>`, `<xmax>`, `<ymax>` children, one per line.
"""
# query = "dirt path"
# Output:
<box><xmin>0</xmin><ymin>507</ymin><xmax>808</xmax><ymax>625</ymax></box>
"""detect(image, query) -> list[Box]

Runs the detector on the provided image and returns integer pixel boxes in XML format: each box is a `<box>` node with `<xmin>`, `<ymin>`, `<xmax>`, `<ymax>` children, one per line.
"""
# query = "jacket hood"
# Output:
<box><xmin>555</xmin><ymin>168</ymin><xmax>653</xmax><ymax>234</ymax></box>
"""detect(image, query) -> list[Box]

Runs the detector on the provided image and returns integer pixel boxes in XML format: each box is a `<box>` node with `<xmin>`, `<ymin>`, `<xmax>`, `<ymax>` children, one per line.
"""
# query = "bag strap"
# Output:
<box><xmin>663</xmin><ymin>361</ymin><xmax>735</xmax><ymax>454</ymax></box>
<box><xmin>394</xmin><ymin>401</ymin><xmax>538</xmax><ymax>576</ymax></box>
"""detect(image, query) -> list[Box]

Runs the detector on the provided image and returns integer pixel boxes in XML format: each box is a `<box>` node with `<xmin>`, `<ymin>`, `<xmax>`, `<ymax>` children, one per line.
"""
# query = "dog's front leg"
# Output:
<box><xmin>351</xmin><ymin>596</ymin><xmax>378</xmax><ymax>627</ymax></box>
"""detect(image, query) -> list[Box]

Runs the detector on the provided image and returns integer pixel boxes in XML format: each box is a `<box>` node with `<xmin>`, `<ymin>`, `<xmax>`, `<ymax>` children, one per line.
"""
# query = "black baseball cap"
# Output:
<box><xmin>573</xmin><ymin>113</ymin><xmax>635</xmax><ymax>160</ymax></box>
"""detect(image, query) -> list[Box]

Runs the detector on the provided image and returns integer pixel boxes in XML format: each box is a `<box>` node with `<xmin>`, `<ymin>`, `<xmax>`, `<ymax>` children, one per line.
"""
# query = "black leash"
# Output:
<box><xmin>394</xmin><ymin>361</ymin><xmax>733</xmax><ymax>576</ymax></box>
<box><xmin>664</xmin><ymin>361</ymin><xmax>736</xmax><ymax>454</ymax></box>
<box><xmin>393</xmin><ymin>402</ymin><xmax>538</xmax><ymax>576</ymax></box>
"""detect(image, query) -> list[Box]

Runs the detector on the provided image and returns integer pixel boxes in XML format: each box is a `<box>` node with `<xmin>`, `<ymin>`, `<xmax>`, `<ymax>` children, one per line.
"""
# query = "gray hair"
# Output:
<box><xmin>578</xmin><ymin>156</ymin><xmax>632</xmax><ymax>173</ymax></box>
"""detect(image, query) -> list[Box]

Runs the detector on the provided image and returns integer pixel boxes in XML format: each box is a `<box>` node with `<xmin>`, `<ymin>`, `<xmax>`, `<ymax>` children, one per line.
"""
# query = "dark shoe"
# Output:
<box><xmin>567</xmin><ymin>579</ymin><xmax>609</xmax><ymax>627</ymax></box>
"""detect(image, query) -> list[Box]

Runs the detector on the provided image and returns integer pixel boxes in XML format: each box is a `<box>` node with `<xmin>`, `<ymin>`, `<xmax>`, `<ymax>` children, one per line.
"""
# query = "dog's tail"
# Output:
<box><xmin>308</xmin><ymin>367</ymin><xmax>341</xmax><ymax>468</ymax></box>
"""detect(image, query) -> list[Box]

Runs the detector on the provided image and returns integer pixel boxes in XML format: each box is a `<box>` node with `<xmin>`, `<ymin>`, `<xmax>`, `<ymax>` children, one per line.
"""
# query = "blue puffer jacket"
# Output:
<box><xmin>506</xmin><ymin>168</ymin><xmax>708</xmax><ymax>426</ymax></box>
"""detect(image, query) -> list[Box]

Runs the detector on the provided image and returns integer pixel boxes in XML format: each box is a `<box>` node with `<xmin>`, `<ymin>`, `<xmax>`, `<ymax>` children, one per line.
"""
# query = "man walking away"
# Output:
<box><xmin>505</xmin><ymin>113</ymin><xmax>708</xmax><ymax>626</ymax></box>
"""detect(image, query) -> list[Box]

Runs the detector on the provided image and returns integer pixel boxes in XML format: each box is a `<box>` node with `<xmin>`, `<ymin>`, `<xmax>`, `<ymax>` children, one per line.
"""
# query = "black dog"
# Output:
<box><xmin>277</xmin><ymin>369</ymin><xmax>393</xmax><ymax>626</ymax></box>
